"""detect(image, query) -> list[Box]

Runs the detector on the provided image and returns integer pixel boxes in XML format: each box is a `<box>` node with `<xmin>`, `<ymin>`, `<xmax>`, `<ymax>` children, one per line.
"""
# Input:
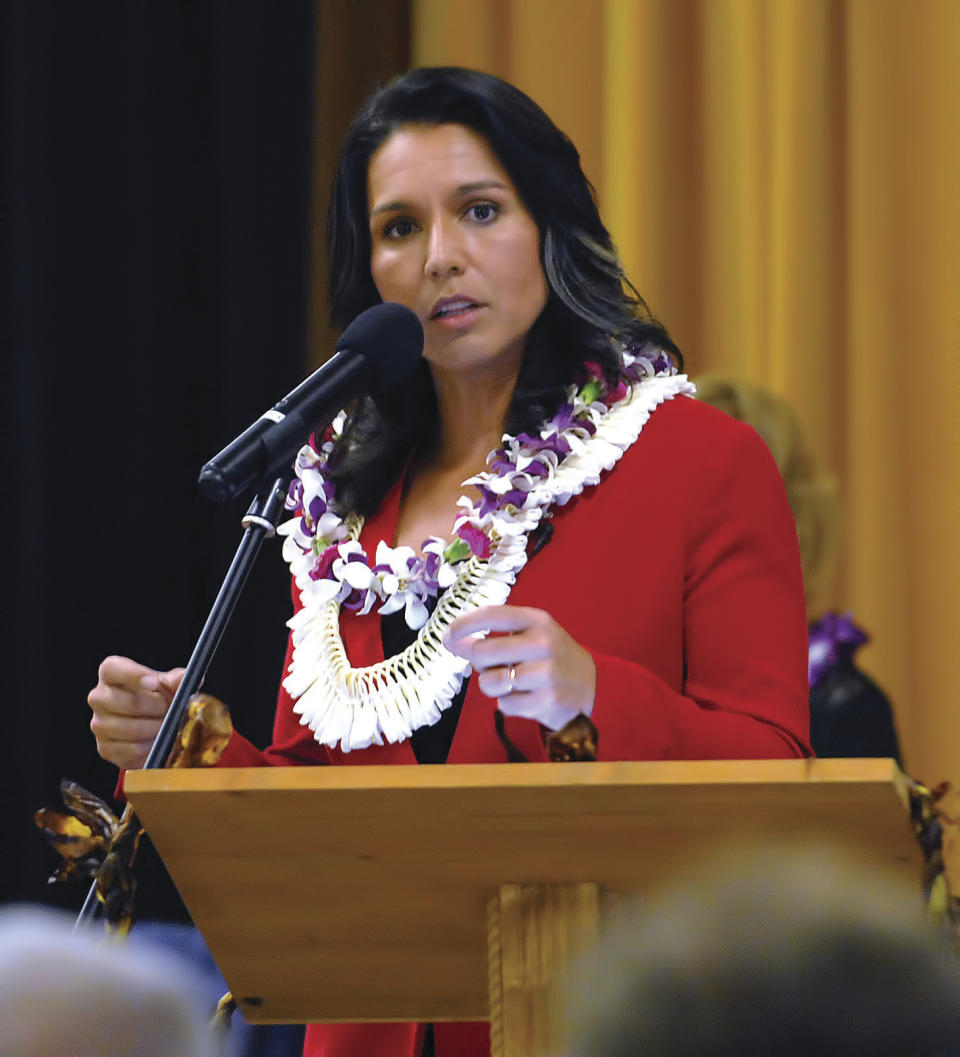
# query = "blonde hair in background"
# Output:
<box><xmin>695</xmin><ymin>375</ymin><xmax>839</xmax><ymax>618</ymax></box>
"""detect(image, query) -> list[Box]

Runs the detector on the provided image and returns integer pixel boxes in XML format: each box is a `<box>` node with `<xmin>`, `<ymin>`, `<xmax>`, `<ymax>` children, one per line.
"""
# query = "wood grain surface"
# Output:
<box><xmin>126</xmin><ymin>758</ymin><xmax>916</xmax><ymax>1024</ymax></box>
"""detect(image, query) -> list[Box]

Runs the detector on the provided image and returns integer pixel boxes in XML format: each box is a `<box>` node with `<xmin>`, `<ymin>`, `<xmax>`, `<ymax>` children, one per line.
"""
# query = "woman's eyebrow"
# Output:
<box><xmin>370</xmin><ymin>180</ymin><xmax>510</xmax><ymax>218</ymax></box>
<box><xmin>454</xmin><ymin>179</ymin><xmax>509</xmax><ymax>196</ymax></box>
<box><xmin>370</xmin><ymin>199</ymin><xmax>410</xmax><ymax>218</ymax></box>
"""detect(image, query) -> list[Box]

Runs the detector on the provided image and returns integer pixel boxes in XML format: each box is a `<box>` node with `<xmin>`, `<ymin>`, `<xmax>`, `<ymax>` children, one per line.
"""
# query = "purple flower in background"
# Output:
<box><xmin>807</xmin><ymin>611</ymin><xmax>869</xmax><ymax>687</ymax></box>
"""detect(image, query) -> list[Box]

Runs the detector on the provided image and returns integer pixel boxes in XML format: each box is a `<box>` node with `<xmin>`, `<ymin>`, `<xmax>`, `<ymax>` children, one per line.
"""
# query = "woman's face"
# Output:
<box><xmin>367</xmin><ymin>123</ymin><xmax>548</xmax><ymax>379</ymax></box>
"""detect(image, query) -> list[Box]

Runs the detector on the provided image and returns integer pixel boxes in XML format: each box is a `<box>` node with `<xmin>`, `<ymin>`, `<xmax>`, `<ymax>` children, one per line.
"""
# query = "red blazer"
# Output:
<box><xmin>219</xmin><ymin>394</ymin><xmax>811</xmax><ymax>1057</ymax></box>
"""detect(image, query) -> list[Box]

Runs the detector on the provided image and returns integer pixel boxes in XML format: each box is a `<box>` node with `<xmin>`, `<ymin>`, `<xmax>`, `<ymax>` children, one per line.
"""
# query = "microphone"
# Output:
<box><xmin>198</xmin><ymin>302</ymin><xmax>424</xmax><ymax>502</ymax></box>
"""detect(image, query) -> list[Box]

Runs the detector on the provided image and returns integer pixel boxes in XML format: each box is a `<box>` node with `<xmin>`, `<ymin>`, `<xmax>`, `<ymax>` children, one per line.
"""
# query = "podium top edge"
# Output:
<box><xmin>125</xmin><ymin>757</ymin><xmax>905</xmax><ymax>796</ymax></box>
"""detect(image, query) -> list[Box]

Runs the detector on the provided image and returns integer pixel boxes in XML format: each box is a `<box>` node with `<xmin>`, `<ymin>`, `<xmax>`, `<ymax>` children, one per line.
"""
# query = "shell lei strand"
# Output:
<box><xmin>278</xmin><ymin>351</ymin><xmax>696</xmax><ymax>752</ymax></box>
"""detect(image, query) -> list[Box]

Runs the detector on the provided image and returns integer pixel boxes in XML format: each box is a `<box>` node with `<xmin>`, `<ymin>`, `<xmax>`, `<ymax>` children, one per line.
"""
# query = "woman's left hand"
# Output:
<box><xmin>443</xmin><ymin>605</ymin><xmax>597</xmax><ymax>731</ymax></box>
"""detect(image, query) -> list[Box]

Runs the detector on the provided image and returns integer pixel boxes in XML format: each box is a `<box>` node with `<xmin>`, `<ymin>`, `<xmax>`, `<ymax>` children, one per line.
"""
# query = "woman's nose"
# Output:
<box><xmin>424</xmin><ymin>220</ymin><xmax>464</xmax><ymax>278</ymax></box>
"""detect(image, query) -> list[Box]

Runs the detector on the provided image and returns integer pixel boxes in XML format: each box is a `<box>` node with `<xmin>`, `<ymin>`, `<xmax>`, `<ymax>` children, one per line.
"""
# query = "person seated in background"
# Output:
<box><xmin>126</xmin><ymin>919</ymin><xmax>306</xmax><ymax>1057</ymax></box>
<box><xmin>0</xmin><ymin>906</ymin><xmax>215</xmax><ymax>1057</ymax></box>
<box><xmin>560</xmin><ymin>845</ymin><xmax>960</xmax><ymax>1057</ymax></box>
<box><xmin>696</xmin><ymin>375</ymin><xmax>902</xmax><ymax>763</ymax></box>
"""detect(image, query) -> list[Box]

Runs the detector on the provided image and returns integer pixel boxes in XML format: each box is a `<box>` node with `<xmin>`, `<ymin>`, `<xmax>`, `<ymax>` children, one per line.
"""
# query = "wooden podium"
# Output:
<box><xmin>125</xmin><ymin>758</ymin><xmax>918</xmax><ymax>1056</ymax></box>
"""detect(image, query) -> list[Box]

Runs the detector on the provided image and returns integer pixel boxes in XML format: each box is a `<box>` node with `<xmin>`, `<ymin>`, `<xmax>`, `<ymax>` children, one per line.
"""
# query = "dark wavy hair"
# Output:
<box><xmin>325</xmin><ymin>66</ymin><xmax>680</xmax><ymax>517</ymax></box>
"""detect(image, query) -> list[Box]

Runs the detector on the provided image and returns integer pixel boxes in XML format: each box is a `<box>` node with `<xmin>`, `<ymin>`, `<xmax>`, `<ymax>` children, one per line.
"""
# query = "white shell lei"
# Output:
<box><xmin>281</xmin><ymin>371</ymin><xmax>695</xmax><ymax>752</ymax></box>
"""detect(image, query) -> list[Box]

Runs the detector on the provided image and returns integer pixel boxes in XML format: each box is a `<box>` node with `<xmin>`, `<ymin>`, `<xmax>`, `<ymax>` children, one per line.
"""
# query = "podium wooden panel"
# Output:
<box><xmin>126</xmin><ymin>757</ymin><xmax>917</xmax><ymax>1040</ymax></box>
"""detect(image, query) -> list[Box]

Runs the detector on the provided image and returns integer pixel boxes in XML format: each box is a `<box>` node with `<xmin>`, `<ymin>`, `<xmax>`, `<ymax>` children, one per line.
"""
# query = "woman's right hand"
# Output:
<box><xmin>87</xmin><ymin>656</ymin><xmax>186</xmax><ymax>770</ymax></box>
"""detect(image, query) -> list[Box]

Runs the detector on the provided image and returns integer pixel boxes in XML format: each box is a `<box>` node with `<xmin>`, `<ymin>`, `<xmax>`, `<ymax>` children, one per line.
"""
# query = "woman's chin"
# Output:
<box><xmin>423</xmin><ymin>336</ymin><xmax>526</xmax><ymax>381</ymax></box>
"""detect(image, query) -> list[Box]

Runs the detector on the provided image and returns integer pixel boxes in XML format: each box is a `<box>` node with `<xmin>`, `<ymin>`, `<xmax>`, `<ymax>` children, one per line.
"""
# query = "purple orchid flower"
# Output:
<box><xmin>543</xmin><ymin>403</ymin><xmax>577</xmax><ymax>434</ymax></box>
<box><xmin>521</xmin><ymin>459</ymin><xmax>550</xmax><ymax>479</ymax></box>
<box><xmin>285</xmin><ymin>478</ymin><xmax>304</xmax><ymax>513</ymax></box>
<box><xmin>490</xmin><ymin>452</ymin><xmax>518</xmax><ymax>476</ymax></box>
<box><xmin>309</xmin><ymin>543</ymin><xmax>340</xmax><ymax>581</ymax></box>
<box><xmin>421</xmin><ymin>550</ymin><xmax>441</xmax><ymax>592</ymax></box>
<box><xmin>499</xmin><ymin>488</ymin><xmax>529</xmax><ymax>510</ymax></box>
<box><xmin>516</xmin><ymin>431</ymin><xmax>571</xmax><ymax>456</ymax></box>
<box><xmin>341</xmin><ymin>589</ymin><xmax>368</xmax><ymax>611</ymax></box>
<box><xmin>457</xmin><ymin>522</ymin><xmax>492</xmax><ymax>559</ymax></box>
<box><xmin>307</xmin><ymin>494</ymin><xmax>328</xmax><ymax>523</ymax></box>
<box><xmin>476</xmin><ymin>485</ymin><xmax>502</xmax><ymax>519</ymax></box>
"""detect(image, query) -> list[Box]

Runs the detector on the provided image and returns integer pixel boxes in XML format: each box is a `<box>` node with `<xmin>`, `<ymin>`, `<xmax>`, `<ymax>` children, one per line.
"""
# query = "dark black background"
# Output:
<box><xmin>1</xmin><ymin>1</ymin><xmax>319</xmax><ymax>918</ymax></box>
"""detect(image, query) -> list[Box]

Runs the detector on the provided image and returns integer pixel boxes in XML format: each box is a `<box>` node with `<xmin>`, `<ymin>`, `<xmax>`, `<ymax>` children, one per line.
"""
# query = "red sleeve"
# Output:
<box><xmin>112</xmin><ymin>600</ymin><xmax>327</xmax><ymax>791</ymax></box>
<box><xmin>587</xmin><ymin>410</ymin><xmax>811</xmax><ymax>760</ymax></box>
<box><xmin>114</xmin><ymin>641</ymin><xmax>311</xmax><ymax>790</ymax></box>
<box><xmin>216</xmin><ymin>588</ymin><xmax>331</xmax><ymax>768</ymax></box>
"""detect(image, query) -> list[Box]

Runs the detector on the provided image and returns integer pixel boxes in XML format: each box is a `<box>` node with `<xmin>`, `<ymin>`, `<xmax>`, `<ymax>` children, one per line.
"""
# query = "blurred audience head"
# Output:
<box><xmin>696</xmin><ymin>376</ymin><xmax>839</xmax><ymax>615</ymax></box>
<box><xmin>0</xmin><ymin>906</ymin><xmax>214</xmax><ymax>1057</ymax></box>
<box><xmin>561</xmin><ymin>845</ymin><xmax>960</xmax><ymax>1057</ymax></box>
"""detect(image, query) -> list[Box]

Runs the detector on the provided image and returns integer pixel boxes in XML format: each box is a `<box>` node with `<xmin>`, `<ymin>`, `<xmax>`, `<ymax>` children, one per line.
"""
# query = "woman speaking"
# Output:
<box><xmin>89</xmin><ymin>67</ymin><xmax>810</xmax><ymax>1057</ymax></box>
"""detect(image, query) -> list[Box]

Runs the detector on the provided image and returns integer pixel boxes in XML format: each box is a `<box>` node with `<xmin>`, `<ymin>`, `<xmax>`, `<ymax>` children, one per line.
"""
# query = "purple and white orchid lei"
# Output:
<box><xmin>276</xmin><ymin>343</ymin><xmax>695</xmax><ymax>751</ymax></box>
<box><xmin>278</xmin><ymin>343</ymin><xmax>680</xmax><ymax>632</ymax></box>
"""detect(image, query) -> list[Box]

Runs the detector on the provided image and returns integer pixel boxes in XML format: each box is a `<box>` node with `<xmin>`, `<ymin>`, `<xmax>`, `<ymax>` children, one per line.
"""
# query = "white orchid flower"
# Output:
<box><xmin>373</xmin><ymin>541</ymin><xmax>432</xmax><ymax>630</ymax></box>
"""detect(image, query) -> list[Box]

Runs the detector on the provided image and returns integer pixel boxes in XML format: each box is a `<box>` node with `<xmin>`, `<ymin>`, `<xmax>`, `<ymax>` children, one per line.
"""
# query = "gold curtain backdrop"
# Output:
<box><xmin>412</xmin><ymin>0</ymin><xmax>960</xmax><ymax>787</ymax></box>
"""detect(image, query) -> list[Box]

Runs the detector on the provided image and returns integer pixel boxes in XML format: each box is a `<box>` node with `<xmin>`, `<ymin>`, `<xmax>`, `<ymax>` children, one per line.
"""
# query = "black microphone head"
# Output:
<box><xmin>335</xmin><ymin>302</ymin><xmax>424</xmax><ymax>391</ymax></box>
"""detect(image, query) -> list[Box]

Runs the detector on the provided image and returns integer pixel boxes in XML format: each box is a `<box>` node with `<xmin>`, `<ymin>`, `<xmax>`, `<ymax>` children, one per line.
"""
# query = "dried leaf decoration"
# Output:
<box><xmin>546</xmin><ymin>713</ymin><xmax>599</xmax><ymax>762</ymax></box>
<box><xmin>35</xmin><ymin>692</ymin><xmax>234</xmax><ymax>934</ymax></box>
<box><xmin>169</xmin><ymin>693</ymin><xmax>233</xmax><ymax>768</ymax></box>
<box><xmin>34</xmin><ymin>793</ymin><xmax>106</xmax><ymax>883</ymax></box>
<box><xmin>907</xmin><ymin>778</ymin><xmax>960</xmax><ymax>954</ymax></box>
<box><xmin>35</xmin><ymin>782</ymin><xmax>142</xmax><ymax>934</ymax></box>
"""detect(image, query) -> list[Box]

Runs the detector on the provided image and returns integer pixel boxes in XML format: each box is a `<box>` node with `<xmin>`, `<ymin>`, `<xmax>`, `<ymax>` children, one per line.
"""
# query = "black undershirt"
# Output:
<box><xmin>380</xmin><ymin>602</ymin><xmax>468</xmax><ymax>764</ymax></box>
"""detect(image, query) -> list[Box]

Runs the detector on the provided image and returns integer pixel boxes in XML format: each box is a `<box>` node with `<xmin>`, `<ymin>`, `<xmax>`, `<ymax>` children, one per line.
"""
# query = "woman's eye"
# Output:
<box><xmin>383</xmin><ymin>217</ymin><xmax>417</xmax><ymax>239</ymax></box>
<box><xmin>465</xmin><ymin>201</ymin><xmax>498</xmax><ymax>223</ymax></box>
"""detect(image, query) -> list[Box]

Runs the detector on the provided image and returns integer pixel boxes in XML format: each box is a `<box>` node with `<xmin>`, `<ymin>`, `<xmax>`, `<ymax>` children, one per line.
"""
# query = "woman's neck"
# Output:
<box><xmin>427</xmin><ymin>363</ymin><xmax>517</xmax><ymax>472</ymax></box>
<box><xmin>392</xmin><ymin>363</ymin><xmax>517</xmax><ymax>550</ymax></box>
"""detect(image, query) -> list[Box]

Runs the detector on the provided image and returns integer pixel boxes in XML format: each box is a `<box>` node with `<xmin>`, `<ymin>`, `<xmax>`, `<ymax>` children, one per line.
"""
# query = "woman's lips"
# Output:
<box><xmin>428</xmin><ymin>297</ymin><xmax>485</xmax><ymax>331</ymax></box>
<box><xmin>430</xmin><ymin>296</ymin><xmax>482</xmax><ymax>321</ymax></box>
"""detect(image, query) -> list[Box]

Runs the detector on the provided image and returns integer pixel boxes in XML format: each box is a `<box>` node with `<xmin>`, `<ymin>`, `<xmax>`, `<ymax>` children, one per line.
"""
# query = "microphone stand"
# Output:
<box><xmin>75</xmin><ymin>476</ymin><xmax>290</xmax><ymax>929</ymax></box>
